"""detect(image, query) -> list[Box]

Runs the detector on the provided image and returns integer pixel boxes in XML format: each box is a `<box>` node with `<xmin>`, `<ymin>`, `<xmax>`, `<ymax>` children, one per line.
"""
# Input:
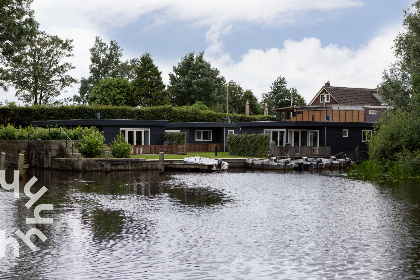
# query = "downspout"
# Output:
<box><xmin>325</xmin><ymin>126</ymin><xmax>327</xmax><ymax>146</ymax></box>
<box><xmin>223</xmin><ymin>127</ymin><xmax>226</xmax><ymax>152</ymax></box>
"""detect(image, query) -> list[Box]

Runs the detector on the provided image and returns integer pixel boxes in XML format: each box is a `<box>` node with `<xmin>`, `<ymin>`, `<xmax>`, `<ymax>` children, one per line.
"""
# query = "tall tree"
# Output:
<box><xmin>0</xmin><ymin>0</ymin><xmax>38</xmax><ymax>63</ymax></box>
<box><xmin>88</xmin><ymin>77</ymin><xmax>131</xmax><ymax>106</ymax></box>
<box><xmin>379</xmin><ymin>1</ymin><xmax>420</xmax><ymax>109</ymax></box>
<box><xmin>227</xmin><ymin>81</ymin><xmax>262</xmax><ymax>115</ymax></box>
<box><xmin>261</xmin><ymin>76</ymin><xmax>305</xmax><ymax>112</ymax></box>
<box><xmin>0</xmin><ymin>31</ymin><xmax>76</xmax><ymax>105</ymax></box>
<box><xmin>370</xmin><ymin>1</ymin><xmax>420</xmax><ymax>168</ymax></box>
<box><xmin>131</xmin><ymin>52</ymin><xmax>168</xmax><ymax>107</ymax></box>
<box><xmin>168</xmin><ymin>52</ymin><xmax>226</xmax><ymax>107</ymax></box>
<box><xmin>0</xmin><ymin>0</ymin><xmax>38</xmax><ymax>89</ymax></box>
<box><xmin>75</xmin><ymin>37</ymin><xmax>137</xmax><ymax>104</ymax></box>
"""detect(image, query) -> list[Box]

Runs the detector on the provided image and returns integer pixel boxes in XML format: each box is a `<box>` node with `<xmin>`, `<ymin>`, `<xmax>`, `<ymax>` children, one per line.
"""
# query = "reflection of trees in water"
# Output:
<box><xmin>83</xmin><ymin>208</ymin><xmax>125</xmax><ymax>242</ymax></box>
<box><xmin>165</xmin><ymin>185</ymin><xmax>231</xmax><ymax>207</ymax></box>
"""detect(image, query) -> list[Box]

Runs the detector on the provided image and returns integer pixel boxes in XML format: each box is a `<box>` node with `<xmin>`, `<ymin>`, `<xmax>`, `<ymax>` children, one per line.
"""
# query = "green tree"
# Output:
<box><xmin>131</xmin><ymin>52</ymin><xmax>168</xmax><ymax>107</ymax></box>
<box><xmin>369</xmin><ymin>1</ymin><xmax>420</xmax><ymax>175</ymax></box>
<box><xmin>244</xmin><ymin>89</ymin><xmax>263</xmax><ymax>115</ymax></box>
<box><xmin>0</xmin><ymin>0</ymin><xmax>38</xmax><ymax>68</ymax></box>
<box><xmin>379</xmin><ymin>1</ymin><xmax>420</xmax><ymax>109</ymax></box>
<box><xmin>75</xmin><ymin>37</ymin><xmax>137</xmax><ymax>104</ymax></box>
<box><xmin>261</xmin><ymin>76</ymin><xmax>305</xmax><ymax>112</ymax></box>
<box><xmin>88</xmin><ymin>77</ymin><xmax>131</xmax><ymax>106</ymax></box>
<box><xmin>168</xmin><ymin>52</ymin><xmax>226</xmax><ymax>107</ymax></box>
<box><xmin>1</xmin><ymin>31</ymin><xmax>77</xmax><ymax>105</ymax></box>
<box><xmin>227</xmin><ymin>81</ymin><xmax>262</xmax><ymax>115</ymax></box>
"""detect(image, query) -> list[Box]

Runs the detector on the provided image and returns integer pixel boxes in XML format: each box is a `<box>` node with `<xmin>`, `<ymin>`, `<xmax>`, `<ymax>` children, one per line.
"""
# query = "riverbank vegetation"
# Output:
<box><xmin>350</xmin><ymin>1</ymin><xmax>420</xmax><ymax>180</ymax></box>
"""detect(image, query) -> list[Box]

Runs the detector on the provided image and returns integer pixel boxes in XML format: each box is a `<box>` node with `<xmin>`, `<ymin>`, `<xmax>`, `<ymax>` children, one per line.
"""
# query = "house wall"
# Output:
<box><xmin>182</xmin><ymin>127</ymin><xmax>225</xmax><ymax>144</ymax></box>
<box><xmin>102</xmin><ymin>125</ymin><xmax>166</xmax><ymax>145</ymax></box>
<box><xmin>324</xmin><ymin>126</ymin><xmax>369</xmax><ymax>154</ymax></box>
<box><xmin>286</xmin><ymin>109</ymin><xmax>365</xmax><ymax>122</ymax></box>
<box><xmin>311</xmin><ymin>89</ymin><xmax>339</xmax><ymax>106</ymax></box>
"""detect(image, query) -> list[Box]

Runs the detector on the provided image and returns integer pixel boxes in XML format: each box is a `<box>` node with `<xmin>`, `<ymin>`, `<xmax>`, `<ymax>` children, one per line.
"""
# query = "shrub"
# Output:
<box><xmin>162</xmin><ymin>132</ymin><xmax>186</xmax><ymax>145</ymax></box>
<box><xmin>0</xmin><ymin>124</ymin><xmax>18</xmax><ymax>140</ymax></box>
<box><xmin>78</xmin><ymin>127</ymin><xmax>105</xmax><ymax>158</ymax></box>
<box><xmin>227</xmin><ymin>133</ymin><xmax>270</xmax><ymax>157</ymax></box>
<box><xmin>110</xmin><ymin>134</ymin><xmax>131</xmax><ymax>158</ymax></box>
<box><xmin>0</xmin><ymin>104</ymin><xmax>277</xmax><ymax>127</ymax></box>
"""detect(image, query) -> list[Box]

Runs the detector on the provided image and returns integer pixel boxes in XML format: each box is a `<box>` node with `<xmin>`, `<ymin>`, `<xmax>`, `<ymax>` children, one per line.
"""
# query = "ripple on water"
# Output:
<box><xmin>1</xmin><ymin>170</ymin><xmax>420</xmax><ymax>279</ymax></box>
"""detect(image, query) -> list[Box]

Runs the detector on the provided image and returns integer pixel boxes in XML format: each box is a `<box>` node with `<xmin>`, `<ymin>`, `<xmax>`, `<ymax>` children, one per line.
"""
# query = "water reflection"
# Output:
<box><xmin>1</xmin><ymin>169</ymin><xmax>420</xmax><ymax>279</ymax></box>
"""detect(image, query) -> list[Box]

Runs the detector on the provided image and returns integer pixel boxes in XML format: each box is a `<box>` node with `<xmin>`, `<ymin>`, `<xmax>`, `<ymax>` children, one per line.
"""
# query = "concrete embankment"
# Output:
<box><xmin>52</xmin><ymin>158</ymin><xmax>247</xmax><ymax>172</ymax></box>
<box><xmin>0</xmin><ymin>140</ymin><xmax>248</xmax><ymax>172</ymax></box>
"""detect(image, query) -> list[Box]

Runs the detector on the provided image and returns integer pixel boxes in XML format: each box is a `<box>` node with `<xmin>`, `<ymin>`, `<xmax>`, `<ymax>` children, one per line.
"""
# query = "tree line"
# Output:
<box><xmin>0</xmin><ymin>0</ymin><xmax>305</xmax><ymax>115</ymax></box>
<box><xmin>354</xmin><ymin>0</ymin><xmax>420</xmax><ymax>178</ymax></box>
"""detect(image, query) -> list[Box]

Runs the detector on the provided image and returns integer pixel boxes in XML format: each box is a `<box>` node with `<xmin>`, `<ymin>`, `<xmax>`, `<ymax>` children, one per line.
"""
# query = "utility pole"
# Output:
<box><xmin>226</xmin><ymin>83</ymin><xmax>229</xmax><ymax>114</ymax></box>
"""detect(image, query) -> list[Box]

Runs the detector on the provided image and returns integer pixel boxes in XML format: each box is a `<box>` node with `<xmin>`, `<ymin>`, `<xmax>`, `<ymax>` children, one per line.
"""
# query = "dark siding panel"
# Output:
<box><xmin>151</xmin><ymin>127</ymin><xmax>165</xmax><ymax>145</ymax></box>
<box><xmin>103</xmin><ymin>126</ymin><xmax>120</xmax><ymax>144</ymax></box>
<box><xmin>326</xmin><ymin>126</ymin><xmax>369</xmax><ymax>154</ymax></box>
<box><xmin>102</xmin><ymin>125</ymin><xmax>166</xmax><ymax>145</ymax></box>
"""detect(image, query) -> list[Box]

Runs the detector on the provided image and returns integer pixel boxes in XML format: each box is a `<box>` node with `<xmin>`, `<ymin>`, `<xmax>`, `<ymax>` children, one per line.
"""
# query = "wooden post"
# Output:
<box><xmin>18</xmin><ymin>153</ymin><xmax>25</xmax><ymax>177</ymax></box>
<box><xmin>159</xmin><ymin>152</ymin><xmax>165</xmax><ymax>173</ymax></box>
<box><xmin>0</xmin><ymin>152</ymin><xmax>5</xmax><ymax>170</ymax></box>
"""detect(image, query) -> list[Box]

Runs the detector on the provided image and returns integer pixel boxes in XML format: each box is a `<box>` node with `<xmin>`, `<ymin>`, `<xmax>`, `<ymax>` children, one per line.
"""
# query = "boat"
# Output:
<box><xmin>183</xmin><ymin>156</ymin><xmax>229</xmax><ymax>171</ymax></box>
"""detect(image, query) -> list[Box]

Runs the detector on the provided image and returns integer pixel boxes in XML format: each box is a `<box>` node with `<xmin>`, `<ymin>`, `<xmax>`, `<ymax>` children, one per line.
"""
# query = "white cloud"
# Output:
<box><xmin>33</xmin><ymin>0</ymin><xmax>363</xmax><ymax>29</ymax></box>
<box><xmin>210</xmin><ymin>26</ymin><xmax>399</xmax><ymax>103</ymax></box>
<box><xmin>0</xmin><ymin>0</ymin><xmax>399</xmax><ymax>107</ymax></box>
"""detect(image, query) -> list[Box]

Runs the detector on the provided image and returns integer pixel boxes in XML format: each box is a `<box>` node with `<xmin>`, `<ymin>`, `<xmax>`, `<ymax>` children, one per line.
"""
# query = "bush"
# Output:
<box><xmin>162</xmin><ymin>132</ymin><xmax>186</xmax><ymax>145</ymax></box>
<box><xmin>78</xmin><ymin>127</ymin><xmax>105</xmax><ymax>158</ymax></box>
<box><xmin>110</xmin><ymin>134</ymin><xmax>131</xmax><ymax>158</ymax></box>
<box><xmin>0</xmin><ymin>104</ymin><xmax>277</xmax><ymax>127</ymax></box>
<box><xmin>0</xmin><ymin>124</ymin><xmax>18</xmax><ymax>140</ymax></box>
<box><xmin>227</xmin><ymin>133</ymin><xmax>270</xmax><ymax>157</ymax></box>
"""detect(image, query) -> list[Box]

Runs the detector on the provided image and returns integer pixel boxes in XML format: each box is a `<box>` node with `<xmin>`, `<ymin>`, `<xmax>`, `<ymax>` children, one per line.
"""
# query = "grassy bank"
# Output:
<box><xmin>347</xmin><ymin>159</ymin><xmax>420</xmax><ymax>181</ymax></box>
<box><xmin>131</xmin><ymin>152</ymin><xmax>248</xmax><ymax>160</ymax></box>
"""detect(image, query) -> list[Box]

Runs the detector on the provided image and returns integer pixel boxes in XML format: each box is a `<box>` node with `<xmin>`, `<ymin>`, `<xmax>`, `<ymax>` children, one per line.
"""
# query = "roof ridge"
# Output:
<box><xmin>326</xmin><ymin>86</ymin><xmax>377</xmax><ymax>91</ymax></box>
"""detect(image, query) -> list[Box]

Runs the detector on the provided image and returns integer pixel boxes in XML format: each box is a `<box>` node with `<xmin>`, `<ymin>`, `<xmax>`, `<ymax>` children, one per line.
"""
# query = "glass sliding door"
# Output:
<box><xmin>309</xmin><ymin>130</ymin><xmax>319</xmax><ymax>147</ymax></box>
<box><xmin>120</xmin><ymin>128</ymin><xmax>150</xmax><ymax>145</ymax></box>
<box><xmin>264</xmin><ymin>129</ymin><xmax>286</xmax><ymax>146</ymax></box>
<box><xmin>127</xmin><ymin>131</ymin><xmax>134</xmax><ymax>145</ymax></box>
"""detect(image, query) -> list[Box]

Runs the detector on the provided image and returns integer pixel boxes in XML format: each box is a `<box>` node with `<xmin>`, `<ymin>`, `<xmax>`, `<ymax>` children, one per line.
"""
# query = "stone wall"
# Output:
<box><xmin>0</xmin><ymin>140</ymin><xmax>68</xmax><ymax>168</ymax></box>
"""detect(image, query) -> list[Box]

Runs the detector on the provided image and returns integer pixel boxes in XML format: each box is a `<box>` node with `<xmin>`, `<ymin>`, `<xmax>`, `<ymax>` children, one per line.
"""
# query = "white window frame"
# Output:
<box><xmin>228</xmin><ymin>130</ymin><xmax>235</xmax><ymax>135</ymax></box>
<box><xmin>264</xmin><ymin>129</ymin><xmax>286</xmax><ymax>146</ymax></box>
<box><xmin>287</xmin><ymin>129</ymin><xmax>312</xmax><ymax>147</ymax></box>
<box><xmin>309</xmin><ymin>130</ymin><xmax>319</xmax><ymax>148</ymax></box>
<box><xmin>195</xmin><ymin>130</ymin><xmax>212</xmax><ymax>141</ymax></box>
<box><xmin>362</xmin><ymin>130</ymin><xmax>372</xmax><ymax>142</ymax></box>
<box><xmin>342</xmin><ymin>129</ymin><xmax>348</xmax><ymax>137</ymax></box>
<box><xmin>369</xmin><ymin>110</ymin><xmax>378</xmax><ymax>115</ymax></box>
<box><xmin>120</xmin><ymin>128</ymin><xmax>150</xmax><ymax>145</ymax></box>
<box><xmin>320</xmin><ymin>94</ymin><xmax>330</xmax><ymax>103</ymax></box>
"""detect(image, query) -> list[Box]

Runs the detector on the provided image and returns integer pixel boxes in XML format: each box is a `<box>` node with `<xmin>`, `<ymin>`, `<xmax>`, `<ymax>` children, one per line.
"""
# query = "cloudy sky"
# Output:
<box><xmin>2</xmin><ymin>0</ymin><xmax>416</xmax><ymax>104</ymax></box>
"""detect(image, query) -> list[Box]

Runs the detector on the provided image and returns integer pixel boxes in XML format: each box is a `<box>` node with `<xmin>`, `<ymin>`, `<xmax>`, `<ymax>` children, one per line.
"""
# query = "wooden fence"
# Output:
<box><xmin>131</xmin><ymin>143</ymin><xmax>224</xmax><ymax>155</ymax></box>
<box><xmin>269</xmin><ymin>146</ymin><xmax>331</xmax><ymax>157</ymax></box>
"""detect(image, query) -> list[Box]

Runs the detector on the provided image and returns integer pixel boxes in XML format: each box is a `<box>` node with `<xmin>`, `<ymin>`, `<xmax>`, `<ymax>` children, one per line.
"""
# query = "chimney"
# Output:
<box><xmin>325</xmin><ymin>81</ymin><xmax>330</xmax><ymax>87</ymax></box>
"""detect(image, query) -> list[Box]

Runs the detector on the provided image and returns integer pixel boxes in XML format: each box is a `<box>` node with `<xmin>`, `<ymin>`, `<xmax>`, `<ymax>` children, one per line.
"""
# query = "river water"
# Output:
<box><xmin>1</xmin><ymin>169</ymin><xmax>420</xmax><ymax>279</ymax></box>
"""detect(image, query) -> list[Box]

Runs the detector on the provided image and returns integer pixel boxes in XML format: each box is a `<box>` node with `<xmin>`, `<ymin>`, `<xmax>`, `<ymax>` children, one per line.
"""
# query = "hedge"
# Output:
<box><xmin>0</xmin><ymin>104</ymin><xmax>277</xmax><ymax>127</ymax></box>
<box><xmin>162</xmin><ymin>132</ymin><xmax>186</xmax><ymax>145</ymax></box>
<box><xmin>227</xmin><ymin>133</ymin><xmax>270</xmax><ymax>158</ymax></box>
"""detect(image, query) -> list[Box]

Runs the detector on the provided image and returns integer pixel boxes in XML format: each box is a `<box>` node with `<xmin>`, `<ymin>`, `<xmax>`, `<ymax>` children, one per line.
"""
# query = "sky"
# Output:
<box><xmin>1</xmin><ymin>0</ymin><xmax>416</xmax><ymax>105</ymax></box>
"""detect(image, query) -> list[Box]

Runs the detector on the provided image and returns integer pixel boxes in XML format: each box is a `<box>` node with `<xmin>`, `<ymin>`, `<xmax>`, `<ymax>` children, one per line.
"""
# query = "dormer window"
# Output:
<box><xmin>320</xmin><ymin>94</ymin><xmax>330</xmax><ymax>103</ymax></box>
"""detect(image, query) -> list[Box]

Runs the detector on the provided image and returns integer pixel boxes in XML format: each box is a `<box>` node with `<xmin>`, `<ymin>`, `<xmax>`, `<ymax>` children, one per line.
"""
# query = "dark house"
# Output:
<box><xmin>269</xmin><ymin>82</ymin><xmax>388</xmax><ymax>155</ymax></box>
<box><xmin>32</xmin><ymin>82</ymin><xmax>387</xmax><ymax>157</ymax></box>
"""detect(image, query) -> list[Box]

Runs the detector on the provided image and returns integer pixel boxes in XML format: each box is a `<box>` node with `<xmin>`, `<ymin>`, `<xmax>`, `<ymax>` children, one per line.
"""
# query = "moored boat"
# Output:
<box><xmin>183</xmin><ymin>156</ymin><xmax>229</xmax><ymax>171</ymax></box>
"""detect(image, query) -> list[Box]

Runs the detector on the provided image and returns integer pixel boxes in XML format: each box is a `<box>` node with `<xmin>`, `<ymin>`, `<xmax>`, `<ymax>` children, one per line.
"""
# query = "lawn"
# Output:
<box><xmin>131</xmin><ymin>152</ymin><xmax>248</xmax><ymax>159</ymax></box>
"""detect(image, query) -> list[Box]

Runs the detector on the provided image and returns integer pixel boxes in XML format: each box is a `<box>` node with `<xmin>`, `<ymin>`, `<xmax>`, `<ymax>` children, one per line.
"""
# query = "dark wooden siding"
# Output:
<box><xmin>325</xmin><ymin>126</ymin><xmax>369</xmax><ymax>155</ymax></box>
<box><xmin>102</xmin><ymin>125</ymin><xmax>166</xmax><ymax>145</ymax></box>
